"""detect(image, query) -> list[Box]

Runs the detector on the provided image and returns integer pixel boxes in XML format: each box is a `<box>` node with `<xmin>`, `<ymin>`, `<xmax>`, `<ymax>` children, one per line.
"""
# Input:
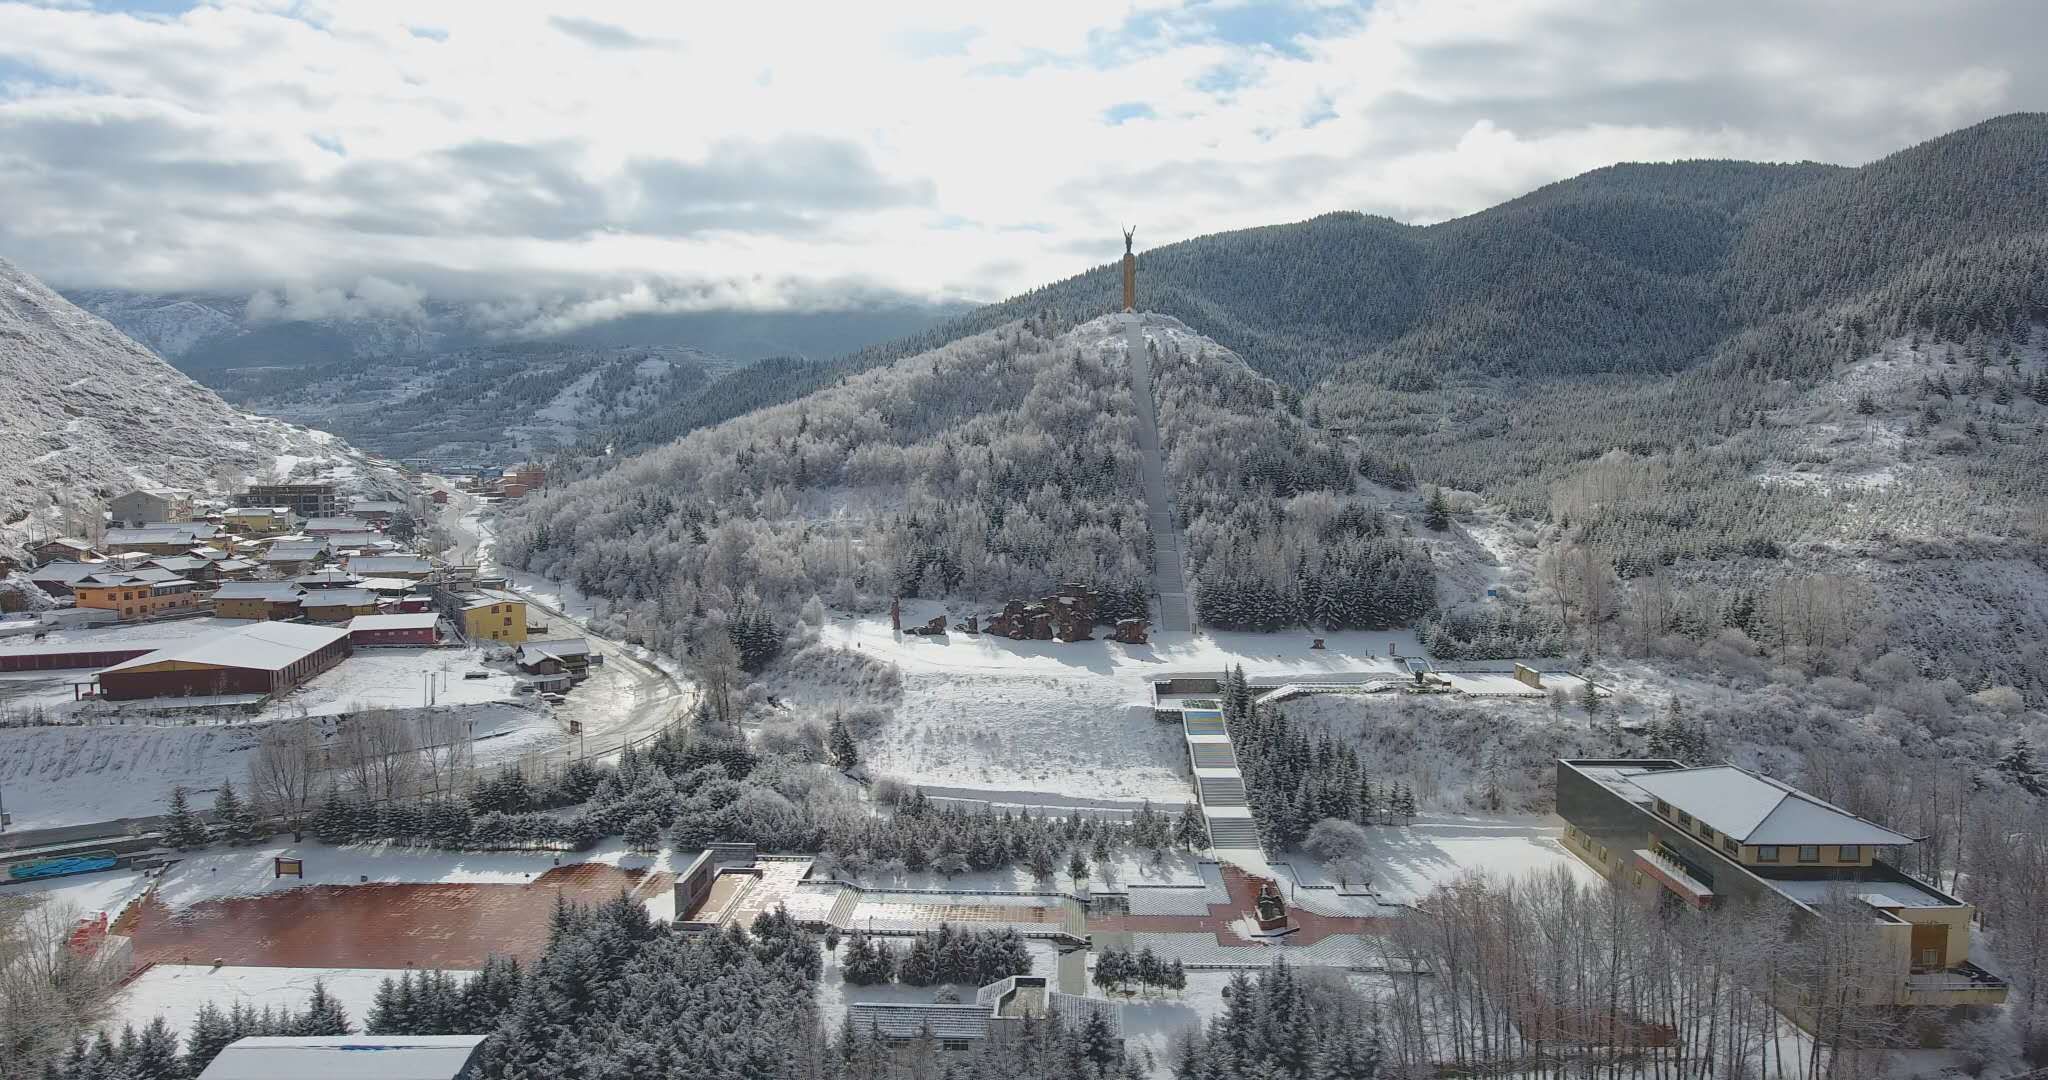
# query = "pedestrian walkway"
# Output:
<box><xmin>1177</xmin><ymin>704</ymin><xmax>1262</xmax><ymax>862</ymax></box>
<box><xmin>1120</xmin><ymin>316</ymin><xmax>1193</xmax><ymax>632</ymax></box>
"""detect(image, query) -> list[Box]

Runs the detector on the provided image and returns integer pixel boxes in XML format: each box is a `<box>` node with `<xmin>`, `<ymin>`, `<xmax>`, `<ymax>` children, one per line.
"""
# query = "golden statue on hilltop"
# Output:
<box><xmin>1121</xmin><ymin>226</ymin><xmax>1136</xmax><ymax>312</ymax></box>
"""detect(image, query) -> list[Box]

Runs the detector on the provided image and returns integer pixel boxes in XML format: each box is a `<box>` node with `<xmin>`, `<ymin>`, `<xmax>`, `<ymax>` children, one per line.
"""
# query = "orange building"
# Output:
<box><xmin>72</xmin><ymin>572</ymin><xmax>205</xmax><ymax>620</ymax></box>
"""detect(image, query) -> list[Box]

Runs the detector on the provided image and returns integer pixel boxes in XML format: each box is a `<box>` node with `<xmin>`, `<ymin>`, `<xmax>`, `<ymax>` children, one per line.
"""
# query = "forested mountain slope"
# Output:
<box><xmin>0</xmin><ymin>258</ymin><xmax>384</xmax><ymax>561</ymax></box>
<box><xmin>497</xmin><ymin>313</ymin><xmax>1436</xmax><ymax>653</ymax></box>
<box><xmin>592</xmin><ymin>112</ymin><xmax>2043</xmax><ymax>458</ymax></box>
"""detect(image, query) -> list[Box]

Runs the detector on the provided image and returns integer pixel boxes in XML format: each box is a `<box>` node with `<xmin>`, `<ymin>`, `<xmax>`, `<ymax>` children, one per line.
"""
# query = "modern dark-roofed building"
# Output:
<box><xmin>1556</xmin><ymin>759</ymin><xmax>2007</xmax><ymax>1018</ymax></box>
<box><xmin>94</xmin><ymin>622</ymin><xmax>350</xmax><ymax>700</ymax></box>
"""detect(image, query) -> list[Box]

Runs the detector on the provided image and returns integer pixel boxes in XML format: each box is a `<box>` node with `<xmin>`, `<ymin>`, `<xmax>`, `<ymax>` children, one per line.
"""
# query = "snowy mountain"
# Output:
<box><xmin>212</xmin><ymin>342</ymin><xmax>754</xmax><ymax>462</ymax></box>
<box><xmin>0</xmin><ymin>257</ymin><xmax>391</xmax><ymax>560</ymax></box>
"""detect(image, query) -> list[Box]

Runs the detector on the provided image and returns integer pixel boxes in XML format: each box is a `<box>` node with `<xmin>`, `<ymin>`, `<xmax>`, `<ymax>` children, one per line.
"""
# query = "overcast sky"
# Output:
<box><xmin>0</xmin><ymin>0</ymin><xmax>2040</xmax><ymax>329</ymax></box>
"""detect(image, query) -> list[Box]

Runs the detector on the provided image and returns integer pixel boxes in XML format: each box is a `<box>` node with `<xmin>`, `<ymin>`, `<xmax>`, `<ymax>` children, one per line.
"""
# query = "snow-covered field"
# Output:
<box><xmin>1347</xmin><ymin>814</ymin><xmax>1599</xmax><ymax>905</ymax></box>
<box><xmin>819</xmin><ymin>607</ymin><xmax>1430</xmax><ymax>806</ymax></box>
<box><xmin>276</xmin><ymin>646</ymin><xmax>519</xmax><ymax>716</ymax></box>
<box><xmin>111</xmin><ymin>965</ymin><xmax>394</xmax><ymax>1035</ymax></box>
<box><xmin>0</xmin><ymin>867</ymin><xmax>151</xmax><ymax>921</ymax></box>
<box><xmin>0</xmin><ymin>723</ymin><xmax>259</xmax><ymax>829</ymax></box>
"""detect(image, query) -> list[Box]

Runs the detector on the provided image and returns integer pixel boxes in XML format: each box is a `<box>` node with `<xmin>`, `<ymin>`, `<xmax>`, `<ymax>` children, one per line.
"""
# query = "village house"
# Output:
<box><xmin>297</xmin><ymin>588</ymin><xmax>380</xmax><ymax>623</ymax></box>
<box><xmin>209</xmin><ymin>581</ymin><xmax>308</xmax><ymax>621</ymax></box>
<box><xmin>25</xmin><ymin>561</ymin><xmax>102</xmax><ymax>597</ymax></box>
<box><xmin>260</xmin><ymin>540</ymin><xmax>330</xmax><ymax>576</ymax></box>
<box><xmin>224</xmin><ymin>506</ymin><xmax>297</xmax><ymax>536</ymax></box>
<box><xmin>439</xmin><ymin>587</ymin><xmax>526</xmax><ymax>644</ymax></box>
<box><xmin>71</xmin><ymin>572</ymin><xmax>205</xmax><ymax>619</ymax></box>
<box><xmin>346</xmin><ymin>554</ymin><xmax>435</xmax><ymax>580</ymax></box>
<box><xmin>515</xmin><ymin>637</ymin><xmax>597</xmax><ymax>678</ymax></box>
<box><xmin>103</xmin><ymin>525</ymin><xmax>219</xmax><ymax>556</ymax></box>
<box><xmin>302</xmin><ymin>515</ymin><xmax>372</xmax><ymax>536</ymax></box>
<box><xmin>108</xmin><ymin>487</ymin><xmax>193</xmax><ymax>528</ymax></box>
<box><xmin>1557</xmin><ymin>759</ymin><xmax>2008</xmax><ymax>1023</ymax></box>
<box><xmin>240</xmin><ymin>482</ymin><xmax>340</xmax><ymax>520</ymax></box>
<box><xmin>31</xmin><ymin>537</ymin><xmax>99</xmax><ymax>563</ymax></box>
<box><xmin>91</xmin><ymin>622</ymin><xmax>350</xmax><ymax>702</ymax></box>
<box><xmin>292</xmin><ymin>570</ymin><xmax>364</xmax><ymax>590</ymax></box>
<box><xmin>347</xmin><ymin>499</ymin><xmax>405</xmax><ymax>527</ymax></box>
<box><xmin>346</xmin><ymin>611</ymin><xmax>442</xmax><ymax>646</ymax></box>
<box><xmin>323</xmin><ymin>531</ymin><xmax>394</xmax><ymax>552</ymax></box>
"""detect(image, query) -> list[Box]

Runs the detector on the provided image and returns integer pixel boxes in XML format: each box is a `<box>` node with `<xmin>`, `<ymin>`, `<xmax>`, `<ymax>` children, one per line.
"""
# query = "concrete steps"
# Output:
<box><xmin>1197</xmin><ymin>776</ymin><xmax>1248</xmax><ymax>806</ymax></box>
<box><xmin>1205</xmin><ymin>818</ymin><xmax>1262</xmax><ymax>848</ymax></box>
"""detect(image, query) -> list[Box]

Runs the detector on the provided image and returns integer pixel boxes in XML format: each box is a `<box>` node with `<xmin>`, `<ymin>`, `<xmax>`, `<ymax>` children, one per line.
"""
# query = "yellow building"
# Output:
<box><xmin>459</xmin><ymin>590</ymin><xmax>527</xmax><ymax>644</ymax></box>
<box><xmin>72</xmin><ymin>573</ymin><xmax>205</xmax><ymax>620</ymax></box>
<box><xmin>1557</xmin><ymin>760</ymin><xmax>2008</xmax><ymax>1019</ymax></box>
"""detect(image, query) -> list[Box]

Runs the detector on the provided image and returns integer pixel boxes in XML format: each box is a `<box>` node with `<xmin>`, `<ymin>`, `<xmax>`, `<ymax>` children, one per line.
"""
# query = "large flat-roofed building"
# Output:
<box><xmin>1557</xmin><ymin>759</ymin><xmax>2007</xmax><ymax>1017</ymax></box>
<box><xmin>347</xmin><ymin>612</ymin><xmax>441</xmax><ymax>646</ymax></box>
<box><xmin>346</xmin><ymin>554</ymin><xmax>435</xmax><ymax>580</ymax></box>
<box><xmin>94</xmin><ymin>622</ymin><xmax>350</xmax><ymax>700</ymax></box>
<box><xmin>103</xmin><ymin>525</ymin><xmax>218</xmax><ymax>556</ymax></box>
<box><xmin>241</xmin><ymin>483</ymin><xmax>340</xmax><ymax>520</ymax></box>
<box><xmin>196</xmin><ymin>1034</ymin><xmax>488</xmax><ymax>1080</ymax></box>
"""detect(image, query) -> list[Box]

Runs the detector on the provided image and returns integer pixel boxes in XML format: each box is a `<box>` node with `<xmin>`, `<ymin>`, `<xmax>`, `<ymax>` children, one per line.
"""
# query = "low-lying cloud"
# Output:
<box><xmin>0</xmin><ymin>0</ymin><xmax>2039</xmax><ymax>318</ymax></box>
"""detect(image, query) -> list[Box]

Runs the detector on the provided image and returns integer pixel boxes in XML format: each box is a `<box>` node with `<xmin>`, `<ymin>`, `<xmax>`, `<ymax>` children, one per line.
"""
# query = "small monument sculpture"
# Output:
<box><xmin>1121</xmin><ymin>226</ymin><xmax>1137</xmax><ymax>313</ymax></box>
<box><xmin>1254</xmin><ymin>880</ymin><xmax>1289</xmax><ymax>931</ymax></box>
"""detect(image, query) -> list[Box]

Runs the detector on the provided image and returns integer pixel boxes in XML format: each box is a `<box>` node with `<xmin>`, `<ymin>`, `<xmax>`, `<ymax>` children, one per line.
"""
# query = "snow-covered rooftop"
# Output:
<box><xmin>99</xmin><ymin>622</ymin><xmax>348</xmax><ymax>674</ymax></box>
<box><xmin>298</xmin><ymin>588</ymin><xmax>377</xmax><ymax>607</ymax></box>
<box><xmin>347</xmin><ymin>612</ymin><xmax>440</xmax><ymax>632</ymax></box>
<box><xmin>348</xmin><ymin>555</ymin><xmax>433</xmax><ymax>573</ymax></box>
<box><xmin>210</xmin><ymin>582</ymin><xmax>305</xmax><ymax>601</ymax></box>
<box><xmin>1625</xmin><ymin>766</ymin><xmax>1918</xmax><ymax>847</ymax></box>
<box><xmin>195</xmin><ymin>1035</ymin><xmax>489</xmax><ymax>1080</ymax></box>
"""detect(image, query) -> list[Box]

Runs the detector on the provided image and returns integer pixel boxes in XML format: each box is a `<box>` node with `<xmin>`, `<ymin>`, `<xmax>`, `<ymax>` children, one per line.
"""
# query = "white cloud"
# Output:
<box><xmin>0</xmin><ymin>0</ymin><xmax>2038</xmax><ymax>313</ymax></box>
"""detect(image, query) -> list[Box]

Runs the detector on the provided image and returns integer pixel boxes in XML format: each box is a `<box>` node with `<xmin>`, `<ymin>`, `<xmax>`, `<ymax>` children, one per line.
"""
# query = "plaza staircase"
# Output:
<box><xmin>1122</xmin><ymin>317</ymin><xmax>1193</xmax><ymax>632</ymax></box>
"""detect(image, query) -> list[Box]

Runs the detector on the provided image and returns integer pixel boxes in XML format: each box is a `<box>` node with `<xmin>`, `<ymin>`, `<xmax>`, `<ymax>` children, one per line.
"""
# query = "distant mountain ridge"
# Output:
<box><xmin>0</xmin><ymin>258</ymin><xmax>389</xmax><ymax>560</ymax></box>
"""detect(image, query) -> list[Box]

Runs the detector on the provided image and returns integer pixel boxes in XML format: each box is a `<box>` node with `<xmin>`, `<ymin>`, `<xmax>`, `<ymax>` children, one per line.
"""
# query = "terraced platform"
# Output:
<box><xmin>1189</xmin><ymin>743</ymin><xmax>1237</xmax><ymax>769</ymax></box>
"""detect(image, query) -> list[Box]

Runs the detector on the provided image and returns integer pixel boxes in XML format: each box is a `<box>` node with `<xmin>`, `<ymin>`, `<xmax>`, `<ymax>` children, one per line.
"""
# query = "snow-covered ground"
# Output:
<box><xmin>0</xmin><ymin>867</ymin><xmax>152</xmax><ymax>921</ymax></box>
<box><xmin>110</xmin><ymin>965</ymin><xmax>395</xmax><ymax>1035</ymax></box>
<box><xmin>1345</xmin><ymin>814</ymin><xmax>1599</xmax><ymax>905</ymax></box>
<box><xmin>0</xmin><ymin>723</ymin><xmax>259</xmax><ymax>829</ymax></box>
<box><xmin>274</xmin><ymin>646</ymin><xmax>519</xmax><ymax>716</ymax></box>
<box><xmin>819</xmin><ymin>606</ymin><xmax>1427</xmax><ymax>805</ymax></box>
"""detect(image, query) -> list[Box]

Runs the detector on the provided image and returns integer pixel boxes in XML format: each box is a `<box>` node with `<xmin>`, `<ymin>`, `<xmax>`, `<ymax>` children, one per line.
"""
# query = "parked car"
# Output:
<box><xmin>464</xmin><ymin>670</ymin><xmax>492</xmax><ymax>680</ymax></box>
<box><xmin>540</xmin><ymin>692</ymin><xmax>567</xmax><ymax>705</ymax></box>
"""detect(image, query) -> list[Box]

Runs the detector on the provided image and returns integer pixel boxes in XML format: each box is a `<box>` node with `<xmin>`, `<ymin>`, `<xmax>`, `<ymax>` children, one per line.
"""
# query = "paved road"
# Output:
<box><xmin>442</xmin><ymin>487</ymin><xmax>693</xmax><ymax>760</ymax></box>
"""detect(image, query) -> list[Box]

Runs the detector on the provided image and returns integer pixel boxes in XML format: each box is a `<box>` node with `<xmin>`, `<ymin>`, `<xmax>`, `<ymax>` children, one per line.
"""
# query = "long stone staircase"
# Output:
<box><xmin>1121</xmin><ymin>317</ymin><xmax>1193</xmax><ymax>632</ymax></box>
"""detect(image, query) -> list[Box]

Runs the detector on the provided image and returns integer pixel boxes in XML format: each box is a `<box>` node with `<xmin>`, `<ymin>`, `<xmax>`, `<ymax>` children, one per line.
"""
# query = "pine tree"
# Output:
<box><xmin>213</xmin><ymin>781</ymin><xmax>257</xmax><ymax>843</ymax></box>
<box><xmin>164</xmin><ymin>785</ymin><xmax>209</xmax><ymax>849</ymax></box>
<box><xmin>125</xmin><ymin>1018</ymin><xmax>182</xmax><ymax>1080</ymax></box>
<box><xmin>1422</xmin><ymin>486</ymin><xmax>1450</xmax><ymax>530</ymax></box>
<box><xmin>1067</xmin><ymin>848</ymin><xmax>1089</xmax><ymax>890</ymax></box>
<box><xmin>1998</xmin><ymin>739</ymin><xmax>2048</xmax><ymax>797</ymax></box>
<box><xmin>1078</xmin><ymin>1008</ymin><xmax>1121</xmax><ymax>1067</ymax></box>
<box><xmin>183</xmin><ymin>1002</ymin><xmax>236</xmax><ymax>1075</ymax></box>
<box><xmin>826</xmin><ymin>715</ymin><xmax>859</xmax><ymax>769</ymax></box>
<box><xmin>294</xmin><ymin>979</ymin><xmax>352</xmax><ymax>1035</ymax></box>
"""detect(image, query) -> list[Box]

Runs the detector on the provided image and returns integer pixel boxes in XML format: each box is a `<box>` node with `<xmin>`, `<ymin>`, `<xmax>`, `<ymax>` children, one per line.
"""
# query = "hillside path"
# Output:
<box><xmin>1121</xmin><ymin>316</ymin><xmax>1193</xmax><ymax>632</ymax></box>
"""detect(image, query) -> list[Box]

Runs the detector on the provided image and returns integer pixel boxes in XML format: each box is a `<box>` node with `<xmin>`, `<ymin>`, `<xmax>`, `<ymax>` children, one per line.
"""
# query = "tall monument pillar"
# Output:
<box><xmin>1121</xmin><ymin>226</ymin><xmax>1136</xmax><ymax>313</ymax></box>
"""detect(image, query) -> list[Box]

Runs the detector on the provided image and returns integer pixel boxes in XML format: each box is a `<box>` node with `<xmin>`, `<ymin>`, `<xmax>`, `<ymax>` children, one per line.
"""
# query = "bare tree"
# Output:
<box><xmin>250</xmin><ymin>716</ymin><xmax>320</xmax><ymax>841</ymax></box>
<box><xmin>692</xmin><ymin>627</ymin><xmax>742</xmax><ymax>728</ymax></box>
<box><xmin>416</xmin><ymin>710</ymin><xmax>472</xmax><ymax>798</ymax></box>
<box><xmin>0</xmin><ymin>897</ymin><xmax>124</xmax><ymax>1073</ymax></box>
<box><xmin>336</xmin><ymin>708</ymin><xmax>420</xmax><ymax>802</ymax></box>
